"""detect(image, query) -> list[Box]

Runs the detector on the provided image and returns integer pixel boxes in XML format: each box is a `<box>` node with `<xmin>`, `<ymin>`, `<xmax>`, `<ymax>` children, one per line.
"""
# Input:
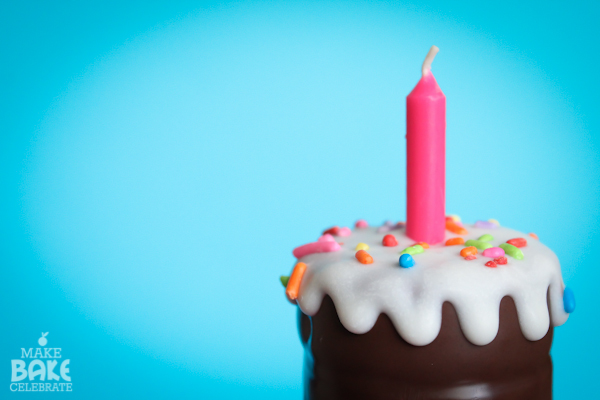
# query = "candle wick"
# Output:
<box><xmin>421</xmin><ymin>45</ymin><xmax>440</xmax><ymax>76</ymax></box>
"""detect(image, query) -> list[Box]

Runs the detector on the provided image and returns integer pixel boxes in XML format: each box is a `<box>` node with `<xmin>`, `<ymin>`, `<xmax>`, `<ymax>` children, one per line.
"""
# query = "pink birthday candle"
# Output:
<box><xmin>406</xmin><ymin>46</ymin><xmax>446</xmax><ymax>244</ymax></box>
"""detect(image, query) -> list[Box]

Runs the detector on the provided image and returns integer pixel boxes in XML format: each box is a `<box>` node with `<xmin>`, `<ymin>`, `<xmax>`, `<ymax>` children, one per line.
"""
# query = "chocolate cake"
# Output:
<box><xmin>283</xmin><ymin>221</ymin><xmax>573</xmax><ymax>400</ymax></box>
<box><xmin>300</xmin><ymin>297</ymin><xmax>552</xmax><ymax>400</ymax></box>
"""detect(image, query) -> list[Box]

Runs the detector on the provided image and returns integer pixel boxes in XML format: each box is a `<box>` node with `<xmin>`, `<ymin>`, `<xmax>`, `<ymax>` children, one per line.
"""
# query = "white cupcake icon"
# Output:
<box><xmin>38</xmin><ymin>332</ymin><xmax>49</xmax><ymax>346</ymax></box>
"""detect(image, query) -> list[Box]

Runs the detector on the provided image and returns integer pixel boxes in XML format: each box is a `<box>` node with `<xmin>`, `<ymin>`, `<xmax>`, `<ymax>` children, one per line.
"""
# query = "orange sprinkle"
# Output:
<box><xmin>445</xmin><ymin>237</ymin><xmax>465</xmax><ymax>246</ymax></box>
<box><xmin>286</xmin><ymin>262</ymin><xmax>307</xmax><ymax>301</ymax></box>
<box><xmin>529</xmin><ymin>233</ymin><xmax>539</xmax><ymax>240</ymax></box>
<box><xmin>414</xmin><ymin>241</ymin><xmax>429</xmax><ymax>249</ymax></box>
<box><xmin>446</xmin><ymin>220</ymin><xmax>468</xmax><ymax>235</ymax></box>
<box><xmin>355</xmin><ymin>250</ymin><xmax>374</xmax><ymax>264</ymax></box>
<box><xmin>460</xmin><ymin>246</ymin><xmax>478</xmax><ymax>257</ymax></box>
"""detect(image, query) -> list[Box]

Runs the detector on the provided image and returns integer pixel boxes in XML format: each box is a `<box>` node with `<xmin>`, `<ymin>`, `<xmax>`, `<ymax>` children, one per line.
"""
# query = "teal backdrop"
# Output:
<box><xmin>1</xmin><ymin>0</ymin><xmax>598</xmax><ymax>398</ymax></box>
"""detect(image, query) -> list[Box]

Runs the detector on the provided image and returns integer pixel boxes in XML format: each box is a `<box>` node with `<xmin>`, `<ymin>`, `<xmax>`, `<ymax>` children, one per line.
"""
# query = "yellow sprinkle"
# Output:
<box><xmin>355</xmin><ymin>242</ymin><xmax>370</xmax><ymax>251</ymax></box>
<box><xmin>488</xmin><ymin>218</ymin><xmax>500</xmax><ymax>226</ymax></box>
<box><xmin>448</xmin><ymin>214</ymin><xmax>461</xmax><ymax>223</ymax></box>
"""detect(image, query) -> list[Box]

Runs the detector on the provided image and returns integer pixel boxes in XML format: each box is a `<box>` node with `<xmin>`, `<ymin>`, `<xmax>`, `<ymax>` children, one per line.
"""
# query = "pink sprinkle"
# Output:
<box><xmin>464</xmin><ymin>255</ymin><xmax>477</xmax><ymax>261</ymax></box>
<box><xmin>355</xmin><ymin>219</ymin><xmax>369</xmax><ymax>228</ymax></box>
<box><xmin>293</xmin><ymin>241</ymin><xmax>341</xmax><ymax>258</ymax></box>
<box><xmin>318</xmin><ymin>234</ymin><xmax>335</xmax><ymax>242</ymax></box>
<box><xmin>337</xmin><ymin>227</ymin><xmax>352</xmax><ymax>237</ymax></box>
<box><xmin>482</xmin><ymin>247</ymin><xmax>505</xmax><ymax>258</ymax></box>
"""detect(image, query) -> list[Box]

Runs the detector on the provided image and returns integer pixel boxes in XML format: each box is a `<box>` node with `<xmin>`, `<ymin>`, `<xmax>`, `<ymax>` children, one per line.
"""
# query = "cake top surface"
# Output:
<box><xmin>289</xmin><ymin>220</ymin><xmax>570</xmax><ymax>346</ymax></box>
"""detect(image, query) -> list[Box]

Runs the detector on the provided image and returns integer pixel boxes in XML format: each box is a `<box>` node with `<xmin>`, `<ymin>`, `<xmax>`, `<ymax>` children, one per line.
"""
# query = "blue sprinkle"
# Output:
<box><xmin>563</xmin><ymin>287</ymin><xmax>576</xmax><ymax>313</ymax></box>
<box><xmin>399</xmin><ymin>254</ymin><xmax>415</xmax><ymax>268</ymax></box>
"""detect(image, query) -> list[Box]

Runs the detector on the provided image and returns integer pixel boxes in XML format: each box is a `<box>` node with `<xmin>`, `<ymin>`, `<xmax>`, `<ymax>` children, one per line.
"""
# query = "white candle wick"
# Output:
<box><xmin>421</xmin><ymin>45</ymin><xmax>439</xmax><ymax>76</ymax></box>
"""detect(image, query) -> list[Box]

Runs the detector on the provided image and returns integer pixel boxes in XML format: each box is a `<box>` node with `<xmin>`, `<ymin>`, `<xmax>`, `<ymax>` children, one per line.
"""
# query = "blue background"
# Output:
<box><xmin>1</xmin><ymin>0</ymin><xmax>598</xmax><ymax>398</ymax></box>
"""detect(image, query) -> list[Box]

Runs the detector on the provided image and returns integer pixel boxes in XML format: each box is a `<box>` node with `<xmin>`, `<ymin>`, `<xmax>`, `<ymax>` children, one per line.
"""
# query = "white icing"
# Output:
<box><xmin>296</xmin><ymin>224</ymin><xmax>569</xmax><ymax>346</ymax></box>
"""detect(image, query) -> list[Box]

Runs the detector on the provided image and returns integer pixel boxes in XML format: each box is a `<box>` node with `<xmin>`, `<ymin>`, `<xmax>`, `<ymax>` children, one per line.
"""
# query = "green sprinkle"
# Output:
<box><xmin>465</xmin><ymin>239</ymin><xmax>493</xmax><ymax>250</ymax></box>
<box><xmin>280</xmin><ymin>275</ymin><xmax>290</xmax><ymax>288</ymax></box>
<box><xmin>400</xmin><ymin>244</ymin><xmax>424</xmax><ymax>255</ymax></box>
<box><xmin>478</xmin><ymin>234</ymin><xmax>494</xmax><ymax>242</ymax></box>
<box><xmin>499</xmin><ymin>243</ymin><xmax>524</xmax><ymax>260</ymax></box>
<box><xmin>412</xmin><ymin>244</ymin><xmax>424</xmax><ymax>254</ymax></box>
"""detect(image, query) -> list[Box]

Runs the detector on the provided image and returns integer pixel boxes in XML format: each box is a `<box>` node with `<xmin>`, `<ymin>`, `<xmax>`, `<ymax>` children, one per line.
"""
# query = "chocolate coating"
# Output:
<box><xmin>299</xmin><ymin>296</ymin><xmax>553</xmax><ymax>400</ymax></box>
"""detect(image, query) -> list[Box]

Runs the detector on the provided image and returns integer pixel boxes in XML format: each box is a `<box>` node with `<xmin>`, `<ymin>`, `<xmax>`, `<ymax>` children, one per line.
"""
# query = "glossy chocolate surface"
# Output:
<box><xmin>299</xmin><ymin>296</ymin><xmax>553</xmax><ymax>400</ymax></box>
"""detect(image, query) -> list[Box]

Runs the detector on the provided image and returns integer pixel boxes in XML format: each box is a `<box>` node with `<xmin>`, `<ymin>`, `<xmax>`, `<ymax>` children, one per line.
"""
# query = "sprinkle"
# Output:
<box><xmin>465</xmin><ymin>239</ymin><xmax>493</xmax><ymax>250</ymax></box>
<box><xmin>507</xmin><ymin>238</ymin><xmax>527</xmax><ymax>248</ymax></box>
<box><xmin>464</xmin><ymin>255</ymin><xmax>477</xmax><ymax>260</ymax></box>
<box><xmin>382</xmin><ymin>234</ymin><xmax>399</xmax><ymax>247</ymax></box>
<box><xmin>447</xmin><ymin>214</ymin><xmax>461</xmax><ymax>223</ymax></box>
<box><xmin>393</xmin><ymin>221</ymin><xmax>406</xmax><ymax>230</ymax></box>
<box><xmin>400</xmin><ymin>244</ymin><xmax>424</xmax><ymax>255</ymax></box>
<box><xmin>377</xmin><ymin>221</ymin><xmax>394</xmax><ymax>233</ymax></box>
<box><xmin>355</xmin><ymin>242</ymin><xmax>370</xmax><ymax>251</ymax></box>
<box><xmin>355</xmin><ymin>250</ymin><xmax>374</xmax><ymax>264</ymax></box>
<box><xmin>323</xmin><ymin>226</ymin><xmax>339</xmax><ymax>235</ymax></box>
<box><xmin>280</xmin><ymin>275</ymin><xmax>290</xmax><ymax>288</ymax></box>
<box><xmin>460</xmin><ymin>246</ymin><xmax>477</xmax><ymax>257</ymax></box>
<box><xmin>399</xmin><ymin>254</ymin><xmax>415</xmax><ymax>268</ymax></box>
<box><xmin>475</xmin><ymin>220</ymin><xmax>498</xmax><ymax>229</ymax></box>
<box><xmin>415</xmin><ymin>241</ymin><xmax>429</xmax><ymax>249</ymax></box>
<box><xmin>337</xmin><ymin>227</ymin><xmax>352</xmax><ymax>237</ymax></box>
<box><xmin>488</xmin><ymin>219</ymin><xmax>500</xmax><ymax>226</ymax></box>
<box><xmin>499</xmin><ymin>243</ymin><xmax>524</xmax><ymax>260</ymax></box>
<box><xmin>529</xmin><ymin>233</ymin><xmax>539</xmax><ymax>240</ymax></box>
<box><xmin>318</xmin><ymin>234</ymin><xmax>335</xmax><ymax>242</ymax></box>
<box><xmin>293</xmin><ymin>241</ymin><xmax>341</xmax><ymax>258</ymax></box>
<box><xmin>482</xmin><ymin>247</ymin><xmax>505</xmax><ymax>258</ymax></box>
<box><xmin>563</xmin><ymin>287</ymin><xmax>576</xmax><ymax>313</ymax></box>
<box><xmin>494</xmin><ymin>256</ymin><xmax>508</xmax><ymax>265</ymax></box>
<box><xmin>485</xmin><ymin>260</ymin><xmax>497</xmax><ymax>268</ymax></box>
<box><xmin>446</xmin><ymin>219</ymin><xmax>468</xmax><ymax>235</ymax></box>
<box><xmin>355</xmin><ymin>219</ymin><xmax>369</xmax><ymax>228</ymax></box>
<box><xmin>477</xmin><ymin>234</ymin><xmax>494</xmax><ymax>242</ymax></box>
<box><xmin>286</xmin><ymin>262</ymin><xmax>307</xmax><ymax>300</ymax></box>
<box><xmin>445</xmin><ymin>237</ymin><xmax>465</xmax><ymax>246</ymax></box>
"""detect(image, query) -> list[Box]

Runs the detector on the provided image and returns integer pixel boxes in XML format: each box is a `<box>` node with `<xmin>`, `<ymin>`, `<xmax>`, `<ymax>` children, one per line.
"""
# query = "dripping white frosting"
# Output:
<box><xmin>295</xmin><ymin>224</ymin><xmax>569</xmax><ymax>346</ymax></box>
